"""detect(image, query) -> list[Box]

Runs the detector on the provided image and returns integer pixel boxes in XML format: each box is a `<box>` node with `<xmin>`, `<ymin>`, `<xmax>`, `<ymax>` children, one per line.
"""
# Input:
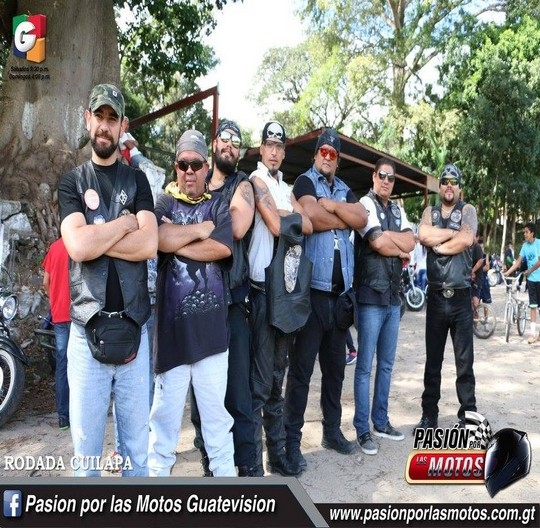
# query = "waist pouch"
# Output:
<box><xmin>85</xmin><ymin>314</ymin><xmax>141</xmax><ymax>365</ymax></box>
<box><xmin>334</xmin><ymin>288</ymin><xmax>356</xmax><ymax>330</ymax></box>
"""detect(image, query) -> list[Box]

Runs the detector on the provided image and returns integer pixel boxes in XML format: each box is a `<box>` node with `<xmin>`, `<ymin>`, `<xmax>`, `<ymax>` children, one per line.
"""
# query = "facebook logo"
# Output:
<box><xmin>3</xmin><ymin>490</ymin><xmax>22</xmax><ymax>518</ymax></box>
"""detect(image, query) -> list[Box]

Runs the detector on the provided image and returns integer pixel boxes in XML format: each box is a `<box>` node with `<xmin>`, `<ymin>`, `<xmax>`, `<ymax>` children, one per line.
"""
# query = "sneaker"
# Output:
<box><xmin>287</xmin><ymin>445</ymin><xmax>307</xmax><ymax>471</ymax></box>
<box><xmin>527</xmin><ymin>335</ymin><xmax>537</xmax><ymax>344</ymax></box>
<box><xmin>346</xmin><ymin>351</ymin><xmax>357</xmax><ymax>365</ymax></box>
<box><xmin>357</xmin><ymin>432</ymin><xmax>378</xmax><ymax>455</ymax></box>
<box><xmin>321</xmin><ymin>430</ymin><xmax>357</xmax><ymax>454</ymax></box>
<box><xmin>373</xmin><ymin>422</ymin><xmax>405</xmax><ymax>441</ymax></box>
<box><xmin>59</xmin><ymin>417</ymin><xmax>70</xmax><ymax>431</ymax></box>
<box><xmin>413</xmin><ymin>415</ymin><xmax>438</xmax><ymax>435</ymax></box>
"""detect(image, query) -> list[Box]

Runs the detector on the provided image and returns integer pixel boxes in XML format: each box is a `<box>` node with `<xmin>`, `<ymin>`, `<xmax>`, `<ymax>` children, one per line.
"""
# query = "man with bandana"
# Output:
<box><xmin>191</xmin><ymin>120</ymin><xmax>258</xmax><ymax>476</ymax></box>
<box><xmin>284</xmin><ymin>128</ymin><xmax>368</xmax><ymax>470</ymax></box>
<box><xmin>58</xmin><ymin>84</ymin><xmax>158</xmax><ymax>476</ymax></box>
<box><xmin>248</xmin><ymin>121</ymin><xmax>312</xmax><ymax>476</ymax></box>
<box><xmin>148</xmin><ymin>129</ymin><xmax>235</xmax><ymax>476</ymax></box>
<box><xmin>415</xmin><ymin>163</ymin><xmax>478</xmax><ymax>432</ymax></box>
<box><xmin>354</xmin><ymin>157</ymin><xmax>414</xmax><ymax>456</ymax></box>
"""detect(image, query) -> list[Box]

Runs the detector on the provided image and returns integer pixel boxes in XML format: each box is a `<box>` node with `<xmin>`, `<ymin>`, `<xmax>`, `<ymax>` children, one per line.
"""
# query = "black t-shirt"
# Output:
<box><xmin>58</xmin><ymin>160</ymin><xmax>154</xmax><ymax>311</ymax></box>
<box><xmin>293</xmin><ymin>175</ymin><xmax>357</xmax><ymax>291</ymax></box>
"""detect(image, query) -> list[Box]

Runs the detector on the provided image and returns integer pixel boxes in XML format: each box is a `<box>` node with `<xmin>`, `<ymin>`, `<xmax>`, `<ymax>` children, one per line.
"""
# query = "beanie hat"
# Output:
<box><xmin>175</xmin><ymin>129</ymin><xmax>208</xmax><ymax>161</ymax></box>
<box><xmin>315</xmin><ymin>128</ymin><xmax>341</xmax><ymax>154</ymax></box>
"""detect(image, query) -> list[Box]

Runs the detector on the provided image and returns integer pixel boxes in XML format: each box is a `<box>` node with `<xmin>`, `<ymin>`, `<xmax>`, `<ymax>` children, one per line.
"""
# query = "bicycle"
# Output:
<box><xmin>472</xmin><ymin>299</ymin><xmax>497</xmax><ymax>339</ymax></box>
<box><xmin>503</xmin><ymin>273</ymin><xmax>527</xmax><ymax>343</ymax></box>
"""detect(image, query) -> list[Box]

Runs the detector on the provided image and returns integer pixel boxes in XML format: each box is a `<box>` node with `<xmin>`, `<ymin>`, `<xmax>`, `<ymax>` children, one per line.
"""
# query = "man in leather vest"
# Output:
<box><xmin>248</xmin><ymin>121</ymin><xmax>313</xmax><ymax>476</ymax></box>
<box><xmin>190</xmin><ymin>120</ymin><xmax>258</xmax><ymax>476</ymax></box>
<box><xmin>284</xmin><ymin>128</ymin><xmax>368</xmax><ymax>470</ymax></box>
<box><xmin>354</xmin><ymin>158</ymin><xmax>415</xmax><ymax>455</ymax></box>
<box><xmin>58</xmin><ymin>84</ymin><xmax>158</xmax><ymax>476</ymax></box>
<box><xmin>415</xmin><ymin>164</ymin><xmax>478</xmax><ymax>432</ymax></box>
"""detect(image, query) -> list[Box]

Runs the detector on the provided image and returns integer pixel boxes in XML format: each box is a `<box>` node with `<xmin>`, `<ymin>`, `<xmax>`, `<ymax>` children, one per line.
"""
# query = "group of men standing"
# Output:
<box><xmin>57</xmin><ymin>83</ymin><xmax>481</xmax><ymax>478</ymax></box>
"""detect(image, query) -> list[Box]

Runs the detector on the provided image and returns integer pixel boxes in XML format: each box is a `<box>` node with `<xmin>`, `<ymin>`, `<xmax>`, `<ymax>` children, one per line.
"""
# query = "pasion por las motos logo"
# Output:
<box><xmin>13</xmin><ymin>14</ymin><xmax>47</xmax><ymax>63</ymax></box>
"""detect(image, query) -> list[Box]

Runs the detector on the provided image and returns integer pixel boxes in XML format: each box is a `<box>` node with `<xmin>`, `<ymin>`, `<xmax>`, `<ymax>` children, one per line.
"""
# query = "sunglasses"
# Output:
<box><xmin>218</xmin><ymin>130</ymin><xmax>242</xmax><ymax>149</ymax></box>
<box><xmin>176</xmin><ymin>159</ymin><xmax>204</xmax><ymax>172</ymax></box>
<box><xmin>440</xmin><ymin>177</ymin><xmax>459</xmax><ymax>186</ymax></box>
<box><xmin>319</xmin><ymin>147</ymin><xmax>338</xmax><ymax>161</ymax></box>
<box><xmin>378</xmin><ymin>170</ymin><xmax>396</xmax><ymax>182</ymax></box>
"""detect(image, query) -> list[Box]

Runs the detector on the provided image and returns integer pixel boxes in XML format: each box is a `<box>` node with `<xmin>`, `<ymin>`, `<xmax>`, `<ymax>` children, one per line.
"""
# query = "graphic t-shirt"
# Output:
<box><xmin>153</xmin><ymin>193</ymin><xmax>233</xmax><ymax>373</ymax></box>
<box><xmin>520</xmin><ymin>238</ymin><xmax>540</xmax><ymax>283</ymax></box>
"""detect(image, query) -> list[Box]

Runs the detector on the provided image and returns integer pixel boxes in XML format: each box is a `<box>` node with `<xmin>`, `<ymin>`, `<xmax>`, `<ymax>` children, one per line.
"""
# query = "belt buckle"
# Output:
<box><xmin>442</xmin><ymin>288</ymin><xmax>454</xmax><ymax>298</ymax></box>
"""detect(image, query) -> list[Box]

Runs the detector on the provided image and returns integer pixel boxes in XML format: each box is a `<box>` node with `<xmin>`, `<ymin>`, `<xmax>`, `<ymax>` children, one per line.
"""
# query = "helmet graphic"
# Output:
<box><xmin>484</xmin><ymin>428</ymin><xmax>531</xmax><ymax>497</ymax></box>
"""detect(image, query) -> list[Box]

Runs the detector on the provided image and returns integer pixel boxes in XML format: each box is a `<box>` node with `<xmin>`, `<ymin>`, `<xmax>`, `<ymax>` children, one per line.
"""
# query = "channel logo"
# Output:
<box><xmin>3</xmin><ymin>489</ymin><xmax>23</xmax><ymax>518</ymax></box>
<box><xmin>13</xmin><ymin>14</ymin><xmax>47</xmax><ymax>63</ymax></box>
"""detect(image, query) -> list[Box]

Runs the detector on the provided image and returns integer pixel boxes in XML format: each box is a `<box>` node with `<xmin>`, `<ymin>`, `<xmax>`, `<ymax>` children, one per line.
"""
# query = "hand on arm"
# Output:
<box><xmin>319</xmin><ymin>198</ymin><xmax>368</xmax><ymax>231</ymax></box>
<box><xmin>158</xmin><ymin>220</ymin><xmax>215</xmax><ymax>254</ymax></box>
<box><xmin>300</xmin><ymin>195</ymin><xmax>347</xmax><ymax>231</ymax></box>
<box><xmin>106</xmin><ymin>210</ymin><xmax>158</xmax><ymax>261</ymax></box>
<box><xmin>176</xmin><ymin>238</ymin><xmax>232</xmax><ymax>262</ymax></box>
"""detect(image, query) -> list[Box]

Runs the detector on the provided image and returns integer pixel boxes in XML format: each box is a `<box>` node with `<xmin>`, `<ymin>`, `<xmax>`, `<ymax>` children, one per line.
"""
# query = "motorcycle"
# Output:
<box><xmin>400</xmin><ymin>263</ymin><xmax>426</xmax><ymax>313</ymax></box>
<box><xmin>487</xmin><ymin>254</ymin><xmax>504</xmax><ymax>287</ymax></box>
<box><xmin>0</xmin><ymin>267</ymin><xmax>27</xmax><ymax>428</ymax></box>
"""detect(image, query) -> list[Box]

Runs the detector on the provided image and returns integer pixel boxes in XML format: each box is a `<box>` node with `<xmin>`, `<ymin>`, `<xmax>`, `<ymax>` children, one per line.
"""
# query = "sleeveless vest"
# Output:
<box><xmin>69</xmin><ymin>161</ymin><xmax>150</xmax><ymax>326</ymax></box>
<box><xmin>355</xmin><ymin>190</ymin><xmax>403</xmax><ymax>295</ymax></box>
<box><xmin>427</xmin><ymin>200</ymin><xmax>472</xmax><ymax>289</ymax></box>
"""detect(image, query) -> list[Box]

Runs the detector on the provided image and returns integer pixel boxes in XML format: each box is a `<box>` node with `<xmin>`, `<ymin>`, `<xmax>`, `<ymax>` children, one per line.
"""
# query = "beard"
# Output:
<box><xmin>269</xmin><ymin>167</ymin><xmax>278</xmax><ymax>176</ymax></box>
<box><xmin>214</xmin><ymin>148</ymin><xmax>238</xmax><ymax>175</ymax></box>
<box><xmin>91</xmin><ymin>134</ymin><xmax>119</xmax><ymax>160</ymax></box>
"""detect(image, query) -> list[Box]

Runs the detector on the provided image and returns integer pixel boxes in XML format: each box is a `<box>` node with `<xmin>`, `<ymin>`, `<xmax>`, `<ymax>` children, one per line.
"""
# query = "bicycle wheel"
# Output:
<box><xmin>504</xmin><ymin>303</ymin><xmax>513</xmax><ymax>343</ymax></box>
<box><xmin>517</xmin><ymin>303</ymin><xmax>526</xmax><ymax>336</ymax></box>
<box><xmin>473</xmin><ymin>303</ymin><xmax>497</xmax><ymax>339</ymax></box>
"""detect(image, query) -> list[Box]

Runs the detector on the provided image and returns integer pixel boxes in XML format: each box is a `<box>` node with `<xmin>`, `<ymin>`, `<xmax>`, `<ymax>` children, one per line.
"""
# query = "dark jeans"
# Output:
<box><xmin>284</xmin><ymin>289</ymin><xmax>347</xmax><ymax>447</ymax></box>
<box><xmin>249</xmin><ymin>288</ymin><xmax>293</xmax><ymax>466</ymax></box>
<box><xmin>191</xmin><ymin>301</ymin><xmax>256</xmax><ymax>468</ymax></box>
<box><xmin>54</xmin><ymin>321</ymin><xmax>71</xmax><ymax>421</ymax></box>
<box><xmin>422</xmin><ymin>288</ymin><xmax>476</xmax><ymax>421</ymax></box>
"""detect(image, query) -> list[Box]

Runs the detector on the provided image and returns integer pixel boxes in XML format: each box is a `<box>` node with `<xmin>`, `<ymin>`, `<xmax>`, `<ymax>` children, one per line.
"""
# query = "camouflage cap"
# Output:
<box><xmin>88</xmin><ymin>83</ymin><xmax>125</xmax><ymax>118</ymax></box>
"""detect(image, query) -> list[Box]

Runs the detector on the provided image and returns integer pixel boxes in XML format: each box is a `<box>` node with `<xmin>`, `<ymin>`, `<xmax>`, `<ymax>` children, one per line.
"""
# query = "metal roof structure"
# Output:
<box><xmin>238</xmin><ymin>128</ymin><xmax>439</xmax><ymax>201</ymax></box>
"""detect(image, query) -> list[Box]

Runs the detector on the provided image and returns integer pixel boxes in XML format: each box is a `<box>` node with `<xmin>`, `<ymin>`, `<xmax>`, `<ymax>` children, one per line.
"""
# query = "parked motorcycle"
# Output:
<box><xmin>0</xmin><ymin>267</ymin><xmax>27</xmax><ymax>428</ymax></box>
<box><xmin>487</xmin><ymin>254</ymin><xmax>504</xmax><ymax>287</ymax></box>
<box><xmin>400</xmin><ymin>264</ymin><xmax>426</xmax><ymax>312</ymax></box>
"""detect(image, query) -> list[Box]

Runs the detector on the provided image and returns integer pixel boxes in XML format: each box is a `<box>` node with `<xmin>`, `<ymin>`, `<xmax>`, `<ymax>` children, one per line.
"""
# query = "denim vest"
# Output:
<box><xmin>302</xmin><ymin>166</ymin><xmax>354</xmax><ymax>293</ymax></box>
<box><xmin>69</xmin><ymin>161</ymin><xmax>150</xmax><ymax>327</ymax></box>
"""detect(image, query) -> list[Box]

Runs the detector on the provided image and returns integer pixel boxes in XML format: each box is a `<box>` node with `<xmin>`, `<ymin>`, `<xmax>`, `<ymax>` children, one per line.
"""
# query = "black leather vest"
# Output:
<box><xmin>427</xmin><ymin>200</ymin><xmax>472</xmax><ymax>289</ymax></box>
<box><xmin>355</xmin><ymin>190</ymin><xmax>403</xmax><ymax>295</ymax></box>
<box><xmin>69</xmin><ymin>161</ymin><xmax>150</xmax><ymax>326</ymax></box>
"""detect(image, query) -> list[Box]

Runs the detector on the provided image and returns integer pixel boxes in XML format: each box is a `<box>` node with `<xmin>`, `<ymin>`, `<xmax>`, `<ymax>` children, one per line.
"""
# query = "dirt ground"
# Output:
<box><xmin>1</xmin><ymin>284</ymin><xmax>538</xmax><ymax>506</ymax></box>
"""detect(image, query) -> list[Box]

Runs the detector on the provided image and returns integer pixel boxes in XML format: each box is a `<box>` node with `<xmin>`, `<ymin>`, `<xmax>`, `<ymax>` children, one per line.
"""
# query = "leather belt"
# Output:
<box><xmin>435</xmin><ymin>288</ymin><xmax>470</xmax><ymax>299</ymax></box>
<box><xmin>99</xmin><ymin>310</ymin><xmax>126</xmax><ymax>318</ymax></box>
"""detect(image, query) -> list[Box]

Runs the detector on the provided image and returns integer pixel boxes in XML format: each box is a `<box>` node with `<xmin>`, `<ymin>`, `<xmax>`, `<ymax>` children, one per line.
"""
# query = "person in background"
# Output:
<box><xmin>414</xmin><ymin>163</ymin><xmax>477</xmax><ymax>432</ymax></box>
<box><xmin>58</xmin><ymin>83</ymin><xmax>157</xmax><ymax>476</ymax></box>
<box><xmin>504</xmin><ymin>242</ymin><xmax>515</xmax><ymax>272</ymax></box>
<box><xmin>354</xmin><ymin>157</ymin><xmax>414</xmax><ymax>455</ymax></box>
<box><xmin>413</xmin><ymin>239</ymin><xmax>427</xmax><ymax>291</ymax></box>
<box><xmin>284</xmin><ymin>128</ymin><xmax>368</xmax><ymax>470</ymax></box>
<box><xmin>248</xmin><ymin>121</ymin><xmax>312</xmax><ymax>476</ymax></box>
<box><xmin>504</xmin><ymin>222</ymin><xmax>540</xmax><ymax>344</ymax></box>
<box><xmin>148</xmin><ymin>129</ymin><xmax>235</xmax><ymax>477</ymax></box>
<box><xmin>42</xmin><ymin>237</ymin><xmax>71</xmax><ymax>431</ymax></box>
<box><xmin>345</xmin><ymin>328</ymin><xmax>357</xmax><ymax>365</ymax></box>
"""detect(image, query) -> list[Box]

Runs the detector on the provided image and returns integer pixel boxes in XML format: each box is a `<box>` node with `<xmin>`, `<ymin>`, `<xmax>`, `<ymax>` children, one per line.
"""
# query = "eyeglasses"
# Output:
<box><xmin>378</xmin><ymin>170</ymin><xmax>396</xmax><ymax>182</ymax></box>
<box><xmin>318</xmin><ymin>147</ymin><xmax>338</xmax><ymax>161</ymax></box>
<box><xmin>176</xmin><ymin>159</ymin><xmax>204</xmax><ymax>172</ymax></box>
<box><xmin>218</xmin><ymin>130</ymin><xmax>242</xmax><ymax>149</ymax></box>
<box><xmin>263</xmin><ymin>140</ymin><xmax>285</xmax><ymax>151</ymax></box>
<box><xmin>440</xmin><ymin>177</ymin><xmax>459</xmax><ymax>186</ymax></box>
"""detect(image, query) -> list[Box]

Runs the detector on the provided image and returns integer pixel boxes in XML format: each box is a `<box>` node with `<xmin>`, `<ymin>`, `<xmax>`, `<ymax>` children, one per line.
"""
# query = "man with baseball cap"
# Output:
<box><xmin>415</xmin><ymin>163</ymin><xmax>478</xmax><ymax>432</ymax></box>
<box><xmin>58</xmin><ymin>83</ymin><xmax>157</xmax><ymax>476</ymax></box>
<box><xmin>284</xmin><ymin>128</ymin><xmax>368</xmax><ymax>470</ymax></box>
<box><xmin>148</xmin><ymin>128</ymin><xmax>236</xmax><ymax>476</ymax></box>
<box><xmin>247</xmin><ymin>121</ymin><xmax>312</xmax><ymax>476</ymax></box>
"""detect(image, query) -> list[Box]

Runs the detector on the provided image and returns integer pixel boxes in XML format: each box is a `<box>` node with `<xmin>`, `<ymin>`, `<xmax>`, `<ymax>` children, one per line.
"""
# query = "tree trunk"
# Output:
<box><xmin>0</xmin><ymin>0</ymin><xmax>120</xmax><ymax>241</ymax></box>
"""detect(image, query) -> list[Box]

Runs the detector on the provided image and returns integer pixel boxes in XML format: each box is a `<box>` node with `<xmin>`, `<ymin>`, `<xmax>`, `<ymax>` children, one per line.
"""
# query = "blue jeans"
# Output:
<box><xmin>54</xmin><ymin>322</ymin><xmax>71</xmax><ymax>421</ymax></box>
<box><xmin>67</xmin><ymin>322</ymin><xmax>150</xmax><ymax>476</ymax></box>
<box><xmin>354</xmin><ymin>303</ymin><xmax>400</xmax><ymax>435</ymax></box>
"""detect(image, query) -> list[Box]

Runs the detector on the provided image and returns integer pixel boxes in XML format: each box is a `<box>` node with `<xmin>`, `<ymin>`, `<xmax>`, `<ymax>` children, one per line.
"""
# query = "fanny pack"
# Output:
<box><xmin>85</xmin><ymin>312</ymin><xmax>141</xmax><ymax>365</ymax></box>
<box><xmin>334</xmin><ymin>288</ymin><xmax>356</xmax><ymax>330</ymax></box>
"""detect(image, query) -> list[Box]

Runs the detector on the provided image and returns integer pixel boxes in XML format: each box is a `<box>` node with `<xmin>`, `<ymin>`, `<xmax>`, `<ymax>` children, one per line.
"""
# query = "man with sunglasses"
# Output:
<box><xmin>354</xmin><ymin>157</ymin><xmax>414</xmax><ymax>455</ymax></box>
<box><xmin>284</xmin><ymin>128</ymin><xmax>368</xmax><ymax>470</ymax></box>
<box><xmin>148</xmin><ymin>129</ymin><xmax>235</xmax><ymax>476</ymax></box>
<box><xmin>190</xmin><ymin>120</ymin><xmax>258</xmax><ymax>477</ymax></box>
<box><xmin>415</xmin><ymin>163</ymin><xmax>478</xmax><ymax>432</ymax></box>
<box><xmin>247</xmin><ymin>121</ymin><xmax>313</xmax><ymax>476</ymax></box>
